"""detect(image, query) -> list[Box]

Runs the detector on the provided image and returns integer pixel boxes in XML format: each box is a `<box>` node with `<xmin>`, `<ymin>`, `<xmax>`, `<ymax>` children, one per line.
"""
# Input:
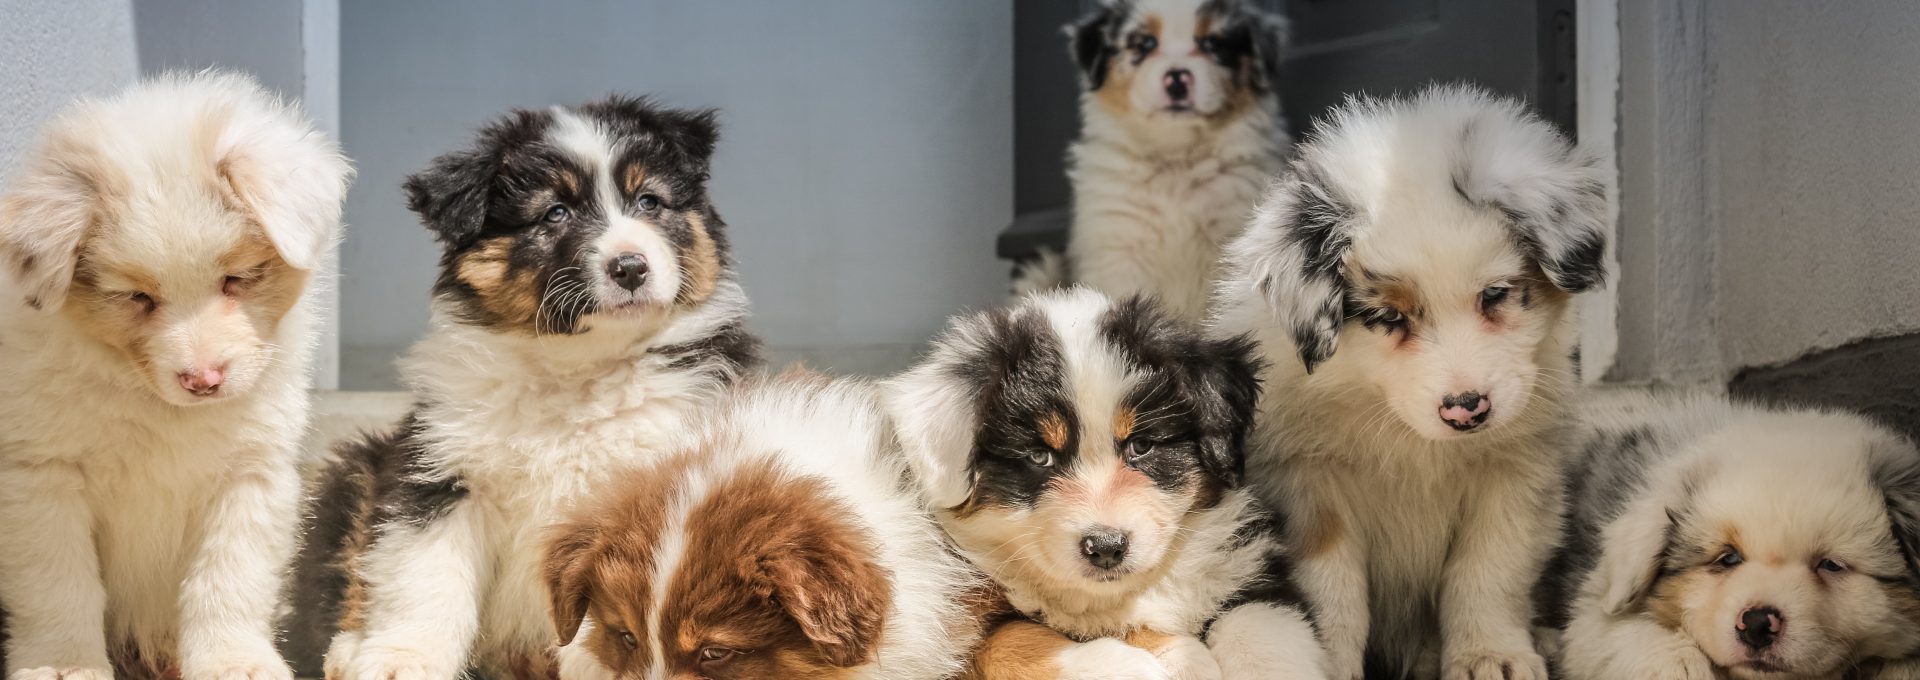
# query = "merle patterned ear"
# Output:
<box><xmin>1066</xmin><ymin>4</ymin><xmax>1119</xmax><ymax>90</ymax></box>
<box><xmin>1239</xmin><ymin>167</ymin><xmax>1354</xmax><ymax>373</ymax></box>
<box><xmin>1596</xmin><ymin>463</ymin><xmax>1703</xmax><ymax>615</ymax></box>
<box><xmin>1250</xmin><ymin>12</ymin><xmax>1290</xmax><ymax>92</ymax></box>
<box><xmin>1452</xmin><ymin>113</ymin><xmax>1610</xmax><ymax>293</ymax></box>
<box><xmin>884</xmin><ymin>310</ymin><xmax>1002</xmax><ymax>510</ymax></box>
<box><xmin>1869</xmin><ymin>435</ymin><xmax>1920</xmax><ymax>579</ymax></box>
<box><xmin>1190</xmin><ymin>333</ymin><xmax>1265</xmax><ymax>488</ymax></box>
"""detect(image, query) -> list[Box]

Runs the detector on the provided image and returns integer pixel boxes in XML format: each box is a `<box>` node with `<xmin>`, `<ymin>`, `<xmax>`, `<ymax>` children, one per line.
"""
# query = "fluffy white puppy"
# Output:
<box><xmin>0</xmin><ymin>72</ymin><xmax>350</xmax><ymax>680</ymax></box>
<box><xmin>1544</xmin><ymin>393</ymin><xmax>1920</xmax><ymax>680</ymax></box>
<box><xmin>1019</xmin><ymin>0</ymin><xmax>1290</xmax><ymax>321</ymax></box>
<box><xmin>1211</xmin><ymin>84</ymin><xmax>1608</xmax><ymax>679</ymax></box>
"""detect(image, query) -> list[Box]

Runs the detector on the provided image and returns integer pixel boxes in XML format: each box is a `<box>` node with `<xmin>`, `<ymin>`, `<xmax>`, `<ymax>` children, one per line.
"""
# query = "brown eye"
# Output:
<box><xmin>637</xmin><ymin>194</ymin><xmax>661</xmax><ymax>211</ymax></box>
<box><xmin>544</xmin><ymin>205</ymin><xmax>571</xmax><ymax>223</ymax></box>
<box><xmin>619</xmin><ymin>630</ymin><xmax>638</xmax><ymax>648</ymax></box>
<box><xmin>222</xmin><ymin>275</ymin><xmax>246</xmax><ymax>296</ymax></box>
<box><xmin>1817</xmin><ymin>557</ymin><xmax>1848</xmax><ymax>574</ymax></box>
<box><xmin>698</xmin><ymin>646</ymin><xmax>739</xmax><ymax>669</ymax></box>
<box><xmin>129</xmin><ymin>292</ymin><xmax>157</xmax><ymax>313</ymax></box>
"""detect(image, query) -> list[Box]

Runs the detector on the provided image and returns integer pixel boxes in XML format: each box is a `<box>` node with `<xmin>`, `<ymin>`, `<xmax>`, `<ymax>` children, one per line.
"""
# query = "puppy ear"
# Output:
<box><xmin>1867</xmin><ymin>433</ymin><xmax>1920</xmax><ymax>579</ymax></box>
<box><xmin>1593</xmin><ymin>463</ymin><xmax>1702</xmax><ymax>615</ymax></box>
<box><xmin>542</xmin><ymin>518</ymin><xmax>601</xmax><ymax>646</ymax></box>
<box><xmin>662</xmin><ymin>107</ymin><xmax>721</xmax><ymax>167</ymax></box>
<box><xmin>1251</xmin><ymin>13</ymin><xmax>1290</xmax><ymax>92</ymax></box>
<box><xmin>0</xmin><ymin>130</ymin><xmax>106</xmax><ymax>312</ymax></box>
<box><xmin>884</xmin><ymin>319</ymin><xmax>991</xmax><ymax>509</ymax></box>
<box><xmin>404</xmin><ymin>148</ymin><xmax>497</xmax><ymax>249</ymax></box>
<box><xmin>759</xmin><ymin>529</ymin><xmax>890</xmax><ymax>667</ymax></box>
<box><xmin>1450</xmin><ymin>97</ymin><xmax>1609</xmax><ymax>293</ymax></box>
<box><xmin>1234</xmin><ymin>168</ymin><xmax>1355</xmax><ymax>373</ymax></box>
<box><xmin>214</xmin><ymin>95</ymin><xmax>352</xmax><ymax>272</ymax></box>
<box><xmin>1190</xmin><ymin>333</ymin><xmax>1265</xmax><ymax>488</ymax></box>
<box><xmin>1066</xmin><ymin>3</ymin><xmax>1118</xmax><ymax>90</ymax></box>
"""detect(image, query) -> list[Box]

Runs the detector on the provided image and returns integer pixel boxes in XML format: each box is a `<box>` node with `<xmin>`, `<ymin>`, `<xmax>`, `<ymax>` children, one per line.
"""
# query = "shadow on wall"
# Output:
<box><xmin>1730</xmin><ymin>334</ymin><xmax>1920</xmax><ymax>444</ymax></box>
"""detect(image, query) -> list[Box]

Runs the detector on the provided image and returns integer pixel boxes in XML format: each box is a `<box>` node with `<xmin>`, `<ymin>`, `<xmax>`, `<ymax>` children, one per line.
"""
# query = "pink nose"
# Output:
<box><xmin>178</xmin><ymin>365</ymin><xmax>227</xmax><ymax>396</ymax></box>
<box><xmin>1438</xmin><ymin>391</ymin><xmax>1492</xmax><ymax>431</ymax></box>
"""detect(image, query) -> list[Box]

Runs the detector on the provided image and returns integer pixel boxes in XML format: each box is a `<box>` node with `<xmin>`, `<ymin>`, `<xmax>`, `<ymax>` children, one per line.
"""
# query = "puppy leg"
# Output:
<box><xmin>967</xmin><ymin>621</ymin><xmax>1169</xmax><ymax>680</ymax></box>
<box><xmin>178</xmin><ymin>454</ymin><xmax>300</xmax><ymax>680</ymax></box>
<box><xmin>1284</xmin><ymin>490</ymin><xmax>1368</xmax><ymax>680</ymax></box>
<box><xmin>335</xmin><ymin>501</ymin><xmax>491</xmax><ymax>680</ymax></box>
<box><xmin>1558</xmin><ymin>608</ymin><xmax>1714</xmax><ymax>680</ymax></box>
<box><xmin>1439</xmin><ymin>467</ymin><xmax>1556</xmax><ymax>680</ymax></box>
<box><xmin>1204</xmin><ymin>603</ymin><xmax>1328</xmax><ymax>680</ymax></box>
<box><xmin>0</xmin><ymin>462</ymin><xmax>113</xmax><ymax>680</ymax></box>
<box><xmin>1124</xmin><ymin>630</ymin><xmax>1219</xmax><ymax>680</ymax></box>
<box><xmin>1868</xmin><ymin>658</ymin><xmax>1920</xmax><ymax>680</ymax></box>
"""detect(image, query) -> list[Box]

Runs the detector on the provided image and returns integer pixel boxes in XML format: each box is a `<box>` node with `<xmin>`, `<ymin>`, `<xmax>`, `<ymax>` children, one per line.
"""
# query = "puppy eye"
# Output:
<box><xmin>1124</xmin><ymin>439</ymin><xmax>1157</xmax><ymax>461</ymax></box>
<box><xmin>222</xmin><ymin>275</ymin><xmax>249</xmax><ymax>296</ymax></box>
<box><xmin>1026</xmin><ymin>450</ymin><xmax>1055</xmax><ymax>468</ymax></box>
<box><xmin>1480</xmin><ymin>285</ymin><xmax>1512</xmax><ymax>308</ymax></box>
<box><xmin>698</xmin><ymin>646</ymin><xmax>739</xmax><ymax>668</ymax></box>
<box><xmin>1130</xmin><ymin>34</ymin><xmax>1158</xmax><ymax>54</ymax></box>
<box><xmin>1364</xmin><ymin>307</ymin><xmax>1407</xmax><ymax>331</ymax></box>
<box><xmin>636</xmin><ymin>194</ymin><xmax>661</xmax><ymax>211</ymax></box>
<box><xmin>1713</xmin><ymin>548</ymin><xmax>1745</xmax><ymax>569</ymax></box>
<box><xmin>618</xmin><ymin>630</ymin><xmax>638</xmax><ymax>648</ymax></box>
<box><xmin>128</xmin><ymin>291</ymin><xmax>158</xmax><ymax>313</ymax></box>
<box><xmin>543</xmin><ymin>205</ymin><xmax>571</xmax><ymax>223</ymax></box>
<box><xmin>1198</xmin><ymin>36</ymin><xmax>1220</xmax><ymax>53</ymax></box>
<box><xmin>1817</xmin><ymin>558</ymin><xmax>1849</xmax><ymax>574</ymax></box>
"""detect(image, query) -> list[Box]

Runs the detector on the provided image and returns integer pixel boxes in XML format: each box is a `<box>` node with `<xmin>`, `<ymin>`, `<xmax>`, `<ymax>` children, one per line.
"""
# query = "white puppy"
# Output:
<box><xmin>0</xmin><ymin>72</ymin><xmax>350</xmax><ymax>680</ymax></box>
<box><xmin>1545</xmin><ymin>393</ymin><xmax>1920</xmax><ymax>680</ymax></box>
<box><xmin>1211</xmin><ymin>85</ymin><xmax>1609</xmax><ymax>679</ymax></box>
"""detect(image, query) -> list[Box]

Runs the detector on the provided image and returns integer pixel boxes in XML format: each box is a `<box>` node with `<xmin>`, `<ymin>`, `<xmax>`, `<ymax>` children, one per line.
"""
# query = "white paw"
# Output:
<box><xmin>7</xmin><ymin>667</ymin><xmax>113</xmax><ymax>680</ymax></box>
<box><xmin>341</xmin><ymin>649</ymin><xmax>455</xmax><ymax>680</ymax></box>
<box><xmin>1151</xmin><ymin>636</ymin><xmax>1221</xmax><ymax>680</ymax></box>
<box><xmin>1442</xmin><ymin>646</ymin><xmax>1549</xmax><ymax>680</ymax></box>
<box><xmin>1055</xmin><ymin>638</ymin><xmax>1171</xmax><ymax>680</ymax></box>
<box><xmin>185</xmin><ymin>658</ymin><xmax>295</xmax><ymax>680</ymax></box>
<box><xmin>1612</xmin><ymin>645</ymin><xmax>1718</xmax><ymax>680</ymax></box>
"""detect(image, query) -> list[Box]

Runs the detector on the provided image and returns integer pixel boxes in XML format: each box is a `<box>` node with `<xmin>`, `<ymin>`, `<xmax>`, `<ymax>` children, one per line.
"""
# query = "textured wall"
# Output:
<box><xmin>336</xmin><ymin>1</ymin><xmax>1014</xmax><ymax>388</ymax></box>
<box><xmin>132</xmin><ymin>0</ymin><xmax>304</xmax><ymax>96</ymax></box>
<box><xmin>0</xmin><ymin>0</ymin><xmax>138</xmax><ymax>181</ymax></box>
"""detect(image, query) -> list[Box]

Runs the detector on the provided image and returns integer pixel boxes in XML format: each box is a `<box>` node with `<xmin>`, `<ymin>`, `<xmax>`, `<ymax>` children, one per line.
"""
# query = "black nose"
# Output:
<box><xmin>1738</xmin><ymin>607</ymin><xmax>1783</xmax><ymax>650</ymax></box>
<box><xmin>1163</xmin><ymin>69</ymin><xmax>1191</xmax><ymax>101</ymax></box>
<box><xmin>1438</xmin><ymin>391</ymin><xmax>1492</xmax><ymax>431</ymax></box>
<box><xmin>606</xmin><ymin>252</ymin><xmax>649</xmax><ymax>292</ymax></box>
<box><xmin>1080</xmin><ymin>527</ymin><xmax>1129</xmax><ymax>570</ymax></box>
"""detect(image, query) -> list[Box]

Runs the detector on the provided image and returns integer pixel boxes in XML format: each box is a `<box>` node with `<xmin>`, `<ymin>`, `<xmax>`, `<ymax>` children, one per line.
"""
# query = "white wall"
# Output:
<box><xmin>0</xmin><ymin>0</ymin><xmax>137</xmax><ymax>178</ymax></box>
<box><xmin>337</xmin><ymin>1</ymin><xmax>1014</xmax><ymax>388</ymax></box>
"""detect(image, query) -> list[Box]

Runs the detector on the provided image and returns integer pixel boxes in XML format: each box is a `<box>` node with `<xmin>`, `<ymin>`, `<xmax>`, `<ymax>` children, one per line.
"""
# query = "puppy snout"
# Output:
<box><xmin>1163</xmin><ymin>69</ymin><xmax>1192</xmax><ymax>102</ymax></box>
<box><xmin>177</xmin><ymin>364</ymin><xmax>227</xmax><ymax>397</ymax></box>
<box><xmin>1737</xmin><ymin>606</ymin><xmax>1784</xmax><ymax>650</ymax></box>
<box><xmin>1080</xmin><ymin>526</ymin><xmax>1130</xmax><ymax>571</ymax></box>
<box><xmin>606</xmin><ymin>252</ymin><xmax>649</xmax><ymax>292</ymax></box>
<box><xmin>1438</xmin><ymin>391</ymin><xmax>1492</xmax><ymax>431</ymax></box>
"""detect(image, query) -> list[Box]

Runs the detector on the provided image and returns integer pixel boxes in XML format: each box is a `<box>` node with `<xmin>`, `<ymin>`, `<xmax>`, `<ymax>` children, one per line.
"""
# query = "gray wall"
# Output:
<box><xmin>337</xmin><ymin>1</ymin><xmax>1014</xmax><ymax>389</ymax></box>
<box><xmin>1611</xmin><ymin>0</ymin><xmax>1920</xmax><ymax>384</ymax></box>
<box><xmin>133</xmin><ymin>1</ymin><xmax>305</xmax><ymax>97</ymax></box>
<box><xmin>0</xmin><ymin>0</ymin><xmax>138</xmax><ymax>177</ymax></box>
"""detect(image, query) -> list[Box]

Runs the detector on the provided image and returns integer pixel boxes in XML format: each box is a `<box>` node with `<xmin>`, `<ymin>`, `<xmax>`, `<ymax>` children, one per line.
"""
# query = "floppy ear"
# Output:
<box><xmin>214</xmin><ymin>103</ymin><xmax>352</xmax><ymax>272</ymax></box>
<box><xmin>661</xmin><ymin>107</ymin><xmax>721</xmax><ymax>167</ymax></box>
<box><xmin>0</xmin><ymin>131</ymin><xmax>105</xmax><ymax>312</ymax></box>
<box><xmin>1867</xmin><ymin>435</ymin><xmax>1920</xmax><ymax>580</ymax></box>
<box><xmin>1250</xmin><ymin>12</ymin><xmax>1290</xmax><ymax>92</ymax></box>
<box><xmin>542</xmin><ymin>519</ymin><xmax>601</xmax><ymax>646</ymax></box>
<box><xmin>404</xmin><ymin>148</ymin><xmax>497</xmax><ymax>249</ymax></box>
<box><xmin>759</xmin><ymin>530</ymin><xmax>891</xmax><ymax>667</ymax></box>
<box><xmin>1235</xmin><ymin>168</ymin><xmax>1355</xmax><ymax>373</ymax></box>
<box><xmin>1189</xmin><ymin>333</ymin><xmax>1265</xmax><ymax>488</ymax></box>
<box><xmin>1066</xmin><ymin>3</ymin><xmax>1119</xmax><ymax>90</ymax></box>
<box><xmin>883</xmin><ymin>328</ymin><xmax>988</xmax><ymax>510</ymax></box>
<box><xmin>1451</xmin><ymin>108</ymin><xmax>1610</xmax><ymax>293</ymax></box>
<box><xmin>1593</xmin><ymin>463</ymin><xmax>1702</xmax><ymax>615</ymax></box>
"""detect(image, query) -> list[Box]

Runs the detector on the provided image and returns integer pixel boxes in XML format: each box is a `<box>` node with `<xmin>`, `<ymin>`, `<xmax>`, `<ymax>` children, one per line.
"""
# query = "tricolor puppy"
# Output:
<box><xmin>1544</xmin><ymin>393</ymin><xmax>1920</xmax><ymax>680</ymax></box>
<box><xmin>543</xmin><ymin>374</ymin><xmax>983</xmax><ymax>680</ymax></box>
<box><xmin>886</xmin><ymin>288</ymin><xmax>1327</xmax><ymax>680</ymax></box>
<box><xmin>0</xmin><ymin>72</ymin><xmax>349</xmax><ymax>680</ymax></box>
<box><xmin>302</xmin><ymin>96</ymin><xmax>758</xmax><ymax>679</ymax></box>
<box><xmin>1211</xmin><ymin>84</ymin><xmax>1609</xmax><ymax>679</ymax></box>
<box><xmin>1015</xmin><ymin>0</ymin><xmax>1290</xmax><ymax>322</ymax></box>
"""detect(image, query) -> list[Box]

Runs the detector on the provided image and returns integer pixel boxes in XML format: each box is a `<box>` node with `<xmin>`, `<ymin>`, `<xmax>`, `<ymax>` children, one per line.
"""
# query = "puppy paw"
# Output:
<box><xmin>1610</xmin><ymin>645</ymin><xmax>1718</xmax><ymax>680</ymax></box>
<box><xmin>342</xmin><ymin>649</ymin><xmax>454</xmax><ymax>680</ymax></box>
<box><xmin>7</xmin><ymin>667</ymin><xmax>114</xmax><ymax>680</ymax></box>
<box><xmin>1055</xmin><ymin>638</ymin><xmax>1171</xmax><ymax>680</ymax></box>
<box><xmin>187</xmin><ymin>659</ymin><xmax>295</xmax><ymax>680</ymax></box>
<box><xmin>1872</xmin><ymin>658</ymin><xmax>1920</xmax><ymax>680</ymax></box>
<box><xmin>1442</xmin><ymin>646</ymin><xmax>1549</xmax><ymax>680</ymax></box>
<box><xmin>1149</xmin><ymin>636</ymin><xmax>1221</xmax><ymax>680</ymax></box>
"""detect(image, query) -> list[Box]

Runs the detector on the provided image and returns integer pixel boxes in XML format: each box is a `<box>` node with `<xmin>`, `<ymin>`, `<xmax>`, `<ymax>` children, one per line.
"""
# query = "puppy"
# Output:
<box><xmin>887</xmin><ymin>288</ymin><xmax>1327</xmax><ymax>680</ymax></box>
<box><xmin>1210</xmin><ymin>84</ymin><xmax>1609</xmax><ymax>679</ymax></box>
<box><xmin>1544</xmin><ymin>393</ymin><xmax>1920</xmax><ymax>680</ymax></box>
<box><xmin>0</xmin><ymin>72</ymin><xmax>350</xmax><ymax>680</ymax></box>
<box><xmin>1017</xmin><ymin>0</ymin><xmax>1290</xmax><ymax>321</ymax></box>
<box><xmin>542</xmin><ymin>373</ymin><xmax>984</xmax><ymax>680</ymax></box>
<box><xmin>303</xmin><ymin>97</ymin><xmax>760</xmax><ymax>679</ymax></box>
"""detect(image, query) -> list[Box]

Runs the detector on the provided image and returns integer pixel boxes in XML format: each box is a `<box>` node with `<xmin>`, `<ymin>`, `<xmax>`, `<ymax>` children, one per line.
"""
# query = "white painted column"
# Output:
<box><xmin>303</xmin><ymin>0</ymin><xmax>342</xmax><ymax>389</ymax></box>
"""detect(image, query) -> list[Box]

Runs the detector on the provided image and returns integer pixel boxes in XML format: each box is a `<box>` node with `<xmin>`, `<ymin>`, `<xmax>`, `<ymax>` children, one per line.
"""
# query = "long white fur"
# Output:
<box><xmin>0</xmin><ymin>72</ymin><xmax>349</xmax><ymax>680</ymax></box>
<box><xmin>1211</xmin><ymin>86</ymin><xmax>1604</xmax><ymax>680</ymax></box>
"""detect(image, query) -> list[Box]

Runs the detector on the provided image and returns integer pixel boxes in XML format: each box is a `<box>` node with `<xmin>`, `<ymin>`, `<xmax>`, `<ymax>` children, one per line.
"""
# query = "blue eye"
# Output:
<box><xmin>1480</xmin><ymin>285</ymin><xmax>1512</xmax><ymax>307</ymax></box>
<box><xmin>1714</xmin><ymin>548</ymin><xmax>1744</xmax><ymax>569</ymax></box>
<box><xmin>543</xmin><ymin>205</ymin><xmax>571</xmax><ymax>223</ymax></box>
<box><xmin>1026</xmin><ymin>450</ymin><xmax>1055</xmax><ymax>468</ymax></box>
<box><xmin>1199</xmin><ymin>36</ymin><xmax>1220</xmax><ymax>53</ymax></box>
<box><xmin>637</xmin><ymin>194</ymin><xmax>660</xmax><ymax>211</ymax></box>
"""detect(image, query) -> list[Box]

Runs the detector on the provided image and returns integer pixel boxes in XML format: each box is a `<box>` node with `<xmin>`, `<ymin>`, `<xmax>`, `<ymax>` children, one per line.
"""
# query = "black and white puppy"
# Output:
<box><xmin>1543</xmin><ymin>393</ymin><xmax>1920</xmax><ymax>680</ymax></box>
<box><xmin>1211</xmin><ymin>84</ymin><xmax>1609</xmax><ymax>680</ymax></box>
<box><xmin>886</xmin><ymin>288</ymin><xmax>1326</xmax><ymax>680</ymax></box>
<box><xmin>302</xmin><ymin>97</ymin><xmax>759</xmax><ymax>680</ymax></box>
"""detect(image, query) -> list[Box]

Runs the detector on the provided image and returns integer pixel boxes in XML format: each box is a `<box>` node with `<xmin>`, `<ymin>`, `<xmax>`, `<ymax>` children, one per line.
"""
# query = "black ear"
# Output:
<box><xmin>661</xmin><ymin>107</ymin><xmax>721</xmax><ymax>166</ymax></box>
<box><xmin>1870</xmin><ymin>436</ymin><xmax>1920</xmax><ymax>580</ymax></box>
<box><xmin>1189</xmin><ymin>333</ymin><xmax>1264</xmax><ymax>488</ymax></box>
<box><xmin>1242</xmin><ymin>167</ymin><xmax>1355</xmax><ymax>373</ymax></box>
<box><xmin>403</xmin><ymin>147</ymin><xmax>496</xmax><ymax>249</ymax></box>
<box><xmin>1066</xmin><ymin>4</ymin><xmax>1118</xmax><ymax>90</ymax></box>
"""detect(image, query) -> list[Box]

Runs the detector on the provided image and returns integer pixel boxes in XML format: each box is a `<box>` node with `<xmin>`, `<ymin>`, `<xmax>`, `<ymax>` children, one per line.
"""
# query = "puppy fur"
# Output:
<box><xmin>301</xmin><ymin>97</ymin><xmax>759</xmax><ymax>679</ymax></box>
<box><xmin>0</xmin><ymin>72</ymin><xmax>349</xmax><ymax>680</ymax></box>
<box><xmin>1016</xmin><ymin>0</ymin><xmax>1290</xmax><ymax>321</ymax></box>
<box><xmin>1210</xmin><ymin>85</ymin><xmax>1609</xmax><ymax>679</ymax></box>
<box><xmin>887</xmin><ymin>288</ymin><xmax>1327</xmax><ymax>680</ymax></box>
<box><xmin>1544</xmin><ymin>392</ymin><xmax>1920</xmax><ymax>680</ymax></box>
<box><xmin>543</xmin><ymin>373</ymin><xmax>984</xmax><ymax>680</ymax></box>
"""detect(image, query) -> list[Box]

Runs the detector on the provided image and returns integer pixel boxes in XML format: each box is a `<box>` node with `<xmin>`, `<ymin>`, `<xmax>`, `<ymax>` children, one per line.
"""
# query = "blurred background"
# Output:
<box><xmin>1</xmin><ymin>0</ymin><xmax>1916</xmax><ymax>435</ymax></box>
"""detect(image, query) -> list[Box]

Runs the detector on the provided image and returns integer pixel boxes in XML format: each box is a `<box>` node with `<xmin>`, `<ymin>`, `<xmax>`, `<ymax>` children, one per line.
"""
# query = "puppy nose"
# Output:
<box><xmin>1438</xmin><ymin>391</ymin><xmax>1492</xmax><ymax>431</ymax></box>
<box><xmin>606</xmin><ymin>252</ymin><xmax>649</xmax><ymax>292</ymax></box>
<box><xmin>1737</xmin><ymin>606</ymin><xmax>1783</xmax><ymax>650</ymax></box>
<box><xmin>1080</xmin><ymin>527</ymin><xmax>1130</xmax><ymax>570</ymax></box>
<box><xmin>1163</xmin><ymin>69</ymin><xmax>1192</xmax><ymax>101</ymax></box>
<box><xmin>178</xmin><ymin>365</ymin><xmax>226</xmax><ymax>396</ymax></box>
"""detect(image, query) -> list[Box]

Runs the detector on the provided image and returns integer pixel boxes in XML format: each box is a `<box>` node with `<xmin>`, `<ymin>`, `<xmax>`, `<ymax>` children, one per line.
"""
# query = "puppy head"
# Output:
<box><xmin>886</xmin><ymin>288</ymin><xmax>1262</xmax><ymax>597</ymax></box>
<box><xmin>0</xmin><ymin>71</ymin><xmax>349</xmax><ymax>405</ymax></box>
<box><xmin>1069</xmin><ymin>0</ymin><xmax>1286</xmax><ymax>126</ymax></box>
<box><xmin>545</xmin><ymin>452</ymin><xmax>889</xmax><ymax>679</ymax></box>
<box><xmin>406</xmin><ymin>96</ymin><xmax>727</xmax><ymax>336</ymax></box>
<box><xmin>1227</xmin><ymin>84</ymin><xmax>1605</xmax><ymax>440</ymax></box>
<box><xmin>1593</xmin><ymin>413</ymin><xmax>1920</xmax><ymax>678</ymax></box>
